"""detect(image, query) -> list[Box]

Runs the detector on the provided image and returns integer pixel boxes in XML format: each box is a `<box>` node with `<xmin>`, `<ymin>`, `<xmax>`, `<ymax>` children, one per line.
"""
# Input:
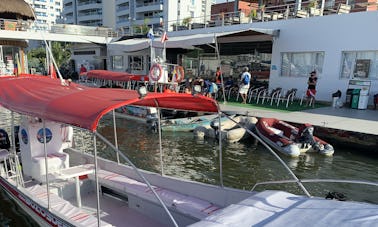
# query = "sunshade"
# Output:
<box><xmin>87</xmin><ymin>70</ymin><xmax>148</xmax><ymax>82</ymax></box>
<box><xmin>0</xmin><ymin>75</ymin><xmax>218</xmax><ymax>131</ymax></box>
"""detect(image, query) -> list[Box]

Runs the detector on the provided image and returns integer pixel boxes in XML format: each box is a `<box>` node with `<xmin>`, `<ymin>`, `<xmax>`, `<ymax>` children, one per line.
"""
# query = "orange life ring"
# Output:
<box><xmin>149</xmin><ymin>64</ymin><xmax>163</xmax><ymax>82</ymax></box>
<box><xmin>173</xmin><ymin>66</ymin><xmax>184</xmax><ymax>83</ymax></box>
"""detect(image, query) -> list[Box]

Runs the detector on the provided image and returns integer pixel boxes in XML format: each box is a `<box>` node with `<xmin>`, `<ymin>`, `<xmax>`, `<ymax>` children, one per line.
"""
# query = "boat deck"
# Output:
<box><xmin>77</xmin><ymin>192</ymin><xmax>164</xmax><ymax>227</ymax></box>
<box><xmin>191</xmin><ymin>190</ymin><xmax>378</xmax><ymax>227</ymax></box>
<box><xmin>220</xmin><ymin>104</ymin><xmax>378</xmax><ymax>136</ymax></box>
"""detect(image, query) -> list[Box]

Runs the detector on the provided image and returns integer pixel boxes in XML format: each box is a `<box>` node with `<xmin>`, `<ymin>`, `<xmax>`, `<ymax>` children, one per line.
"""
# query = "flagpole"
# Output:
<box><xmin>163</xmin><ymin>40</ymin><xmax>166</xmax><ymax>63</ymax></box>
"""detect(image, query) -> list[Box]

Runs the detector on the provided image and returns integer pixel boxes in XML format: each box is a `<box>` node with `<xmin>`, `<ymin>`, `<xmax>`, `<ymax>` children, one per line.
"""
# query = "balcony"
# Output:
<box><xmin>78</xmin><ymin>14</ymin><xmax>102</xmax><ymax>22</ymax></box>
<box><xmin>135</xmin><ymin>2</ymin><xmax>163</xmax><ymax>13</ymax></box>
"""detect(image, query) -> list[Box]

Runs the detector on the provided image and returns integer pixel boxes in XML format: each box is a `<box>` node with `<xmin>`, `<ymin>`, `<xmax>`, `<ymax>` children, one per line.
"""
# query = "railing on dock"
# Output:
<box><xmin>0</xmin><ymin>1</ymin><xmax>376</xmax><ymax>38</ymax></box>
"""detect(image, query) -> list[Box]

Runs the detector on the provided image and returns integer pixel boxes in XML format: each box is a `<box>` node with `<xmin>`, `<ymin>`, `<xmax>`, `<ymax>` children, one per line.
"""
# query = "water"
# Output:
<box><xmin>0</xmin><ymin>108</ymin><xmax>377</xmax><ymax>226</ymax></box>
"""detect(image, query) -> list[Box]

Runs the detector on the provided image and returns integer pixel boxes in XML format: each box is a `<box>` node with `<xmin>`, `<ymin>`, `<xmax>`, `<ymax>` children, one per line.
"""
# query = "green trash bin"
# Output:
<box><xmin>351</xmin><ymin>89</ymin><xmax>360</xmax><ymax>109</ymax></box>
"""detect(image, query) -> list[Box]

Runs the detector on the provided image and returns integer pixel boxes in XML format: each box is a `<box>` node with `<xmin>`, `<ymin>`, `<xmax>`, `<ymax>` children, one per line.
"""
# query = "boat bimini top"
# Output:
<box><xmin>0</xmin><ymin>75</ymin><xmax>219</xmax><ymax>131</ymax></box>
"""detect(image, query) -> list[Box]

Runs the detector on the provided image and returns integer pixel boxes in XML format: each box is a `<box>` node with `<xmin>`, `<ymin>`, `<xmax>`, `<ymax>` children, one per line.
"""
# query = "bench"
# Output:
<box><xmin>88</xmin><ymin>169</ymin><xmax>221</xmax><ymax>220</ymax></box>
<box><xmin>25</xmin><ymin>184</ymin><xmax>111</xmax><ymax>227</ymax></box>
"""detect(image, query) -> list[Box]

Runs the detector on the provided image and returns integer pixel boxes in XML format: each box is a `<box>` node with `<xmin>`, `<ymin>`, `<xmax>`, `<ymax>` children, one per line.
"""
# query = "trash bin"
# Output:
<box><xmin>332</xmin><ymin>90</ymin><xmax>342</xmax><ymax>108</ymax></box>
<box><xmin>345</xmin><ymin>89</ymin><xmax>354</xmax><ymax>107</ymax></box>
<box><xmin>351</xmin><ymin>89</ymin><xmax>360</xmax><ymax>109</ymax></box>
<box><xmin>374</xmin><ymin>94</ymin><xmax>378</xmax><ymax>109</ymax></box>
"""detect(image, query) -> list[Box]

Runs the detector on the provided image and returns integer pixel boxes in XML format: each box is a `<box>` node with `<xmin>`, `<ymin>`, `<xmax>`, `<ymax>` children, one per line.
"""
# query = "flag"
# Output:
<box><xmin>161</xmin><ymin>31</ymin><xmax>168</xmax><ymax>43</ymax></box>
<box><xmin>147</xmin><ymin>28</ymin><xmax>154</xmax><ymax>41</ymax></box>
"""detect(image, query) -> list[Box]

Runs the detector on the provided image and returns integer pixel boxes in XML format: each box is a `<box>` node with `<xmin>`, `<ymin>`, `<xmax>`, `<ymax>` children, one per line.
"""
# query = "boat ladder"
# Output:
<box><xmin>4</xmin><ymin>153</ymin><xmax>24</xmax><ymax>187</ymax></box>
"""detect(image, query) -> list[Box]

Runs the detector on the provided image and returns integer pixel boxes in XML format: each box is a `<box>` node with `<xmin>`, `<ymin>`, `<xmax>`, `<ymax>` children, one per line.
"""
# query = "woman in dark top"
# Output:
<box><xmin>306</xmin><ymin>71</ymin><xmax>317</xmax><ymax>107</ymax></box>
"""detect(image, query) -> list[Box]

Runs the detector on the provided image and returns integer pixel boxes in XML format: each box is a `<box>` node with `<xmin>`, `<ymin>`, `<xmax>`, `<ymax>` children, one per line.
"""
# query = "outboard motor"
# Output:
<box><xmin>210</xmin><ymin>120</ymin><xmax>220</xmax><ymax>140</ymax></box>
<box><xmin>297</xmin><ymin>125</ymin><xmax>315</xmax><ymax>148</ymax></box>
<box><xmin>0</xmin><ymin>128</ymin><xmax>10</xmax><ymax>150</ymax></box>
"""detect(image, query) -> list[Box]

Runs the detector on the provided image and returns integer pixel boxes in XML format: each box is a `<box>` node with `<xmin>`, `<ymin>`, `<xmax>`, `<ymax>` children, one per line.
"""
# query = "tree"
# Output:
<box><xmin>27</xmin><ymin>42</ymin><xmax>71</xmax><ymax>74</ymax></box>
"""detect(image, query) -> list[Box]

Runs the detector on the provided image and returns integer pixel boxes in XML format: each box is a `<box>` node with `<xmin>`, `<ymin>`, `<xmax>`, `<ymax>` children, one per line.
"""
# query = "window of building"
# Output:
<box><xmin>281</xmin><ymin>52</ymin><xmax>324</xmax><ymax>77</ymax></box>
<box><xmin>340</xmin><ymin>51</ymin><xmax>378</xmax><ymax>80</ymax></box>
<box><xmin>128</xmin><ymin>56</ymin><xmax>144</xmax><ymax>71</ymax></box>
<box><xmin>112</xmin><ymin>56</ymin><xmax>124</xmax><ymax>70</ymax></box>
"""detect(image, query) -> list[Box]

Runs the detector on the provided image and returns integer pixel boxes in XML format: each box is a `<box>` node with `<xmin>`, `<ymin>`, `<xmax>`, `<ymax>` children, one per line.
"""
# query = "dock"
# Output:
<box><xmin>220</xmin><ymin>104</ymin><xmax>378</xmax><ymax>136</ymax></box>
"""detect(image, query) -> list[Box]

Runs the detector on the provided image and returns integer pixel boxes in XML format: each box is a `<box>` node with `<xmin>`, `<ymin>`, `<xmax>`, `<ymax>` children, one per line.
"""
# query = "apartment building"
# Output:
<box><xmin>61</xmin><ymin>0</ymin><xmax>212</xmax><ymax>34</ymax></box>
<box><xmin>61</xmin><ymin>0</ymin><xmax>116</xmax><ymax>28</ymax></box>
<box><xmin>26</xmin><ymin>0</ymin><xmax>63</xmax><ymax>30</ymax></box>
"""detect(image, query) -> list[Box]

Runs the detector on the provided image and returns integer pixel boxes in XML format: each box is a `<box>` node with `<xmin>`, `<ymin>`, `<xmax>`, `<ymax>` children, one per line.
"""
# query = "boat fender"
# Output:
<box><xmin>149</xmin><ymin>64</ymin><xmax>163</xmax><ymax>81</ymax></box>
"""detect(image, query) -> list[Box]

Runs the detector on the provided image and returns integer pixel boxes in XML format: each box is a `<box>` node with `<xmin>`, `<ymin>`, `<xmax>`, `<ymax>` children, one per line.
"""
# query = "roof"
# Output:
<box><xmin>0</xmin><ymin>75</ymin><xmax>219</xmax><ymax>132</ymax></box>
<box><xmin>109</xmin><ymin>28</ymin><xmax>278</xmax><ymax>52</ymax></box>
<box><xmin>0</xmin><ymin>0</ymin><xmax>35</xmax><ymax>20</ymax></box>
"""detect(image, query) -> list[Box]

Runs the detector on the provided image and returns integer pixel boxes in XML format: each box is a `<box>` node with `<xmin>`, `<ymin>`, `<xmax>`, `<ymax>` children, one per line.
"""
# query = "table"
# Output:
<box><xmin>52</xmin><ymin>164</ymin><xmax>94</xmax><ymax>207</ymax></box>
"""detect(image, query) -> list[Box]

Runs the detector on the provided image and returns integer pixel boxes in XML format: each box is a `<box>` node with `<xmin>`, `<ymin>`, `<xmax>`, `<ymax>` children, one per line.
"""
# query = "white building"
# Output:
<box><xmin>26</xmin><ymin>0</ymin><xmax>63</xmax><ymax>30</ymax></box>
<box><xmin>61</xmin><ymin>0</ymin><xmax>116</xmax><ymax>28</ymax></box>
<box><xmin>102</xmin><ymin>0</ymin><xmax>212</xmax><ymax>35</ymax></box>
<box><xmin>108</xmin><ymin>11</ymin><xmax>378</xmax><ymax>107</ymax></box>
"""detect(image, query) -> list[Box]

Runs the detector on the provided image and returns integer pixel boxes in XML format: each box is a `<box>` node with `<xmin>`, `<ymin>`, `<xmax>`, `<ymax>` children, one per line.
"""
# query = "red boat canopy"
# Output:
<box><xmin>87</xmin><ymin>70</ymin><xmax>148</xmax><ymax>82</ymax></box>
<box><xmin>0</xmin><ymin>76</ymin><xmax>219</xmax><ymax>131</ymax></box>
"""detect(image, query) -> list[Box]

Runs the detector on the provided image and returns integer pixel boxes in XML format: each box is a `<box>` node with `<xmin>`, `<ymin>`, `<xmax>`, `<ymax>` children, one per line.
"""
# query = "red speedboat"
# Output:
<box><xmin>255</xmin><ymin>118</ymin><xmax>334</xmax><ymax>157</ymax></box>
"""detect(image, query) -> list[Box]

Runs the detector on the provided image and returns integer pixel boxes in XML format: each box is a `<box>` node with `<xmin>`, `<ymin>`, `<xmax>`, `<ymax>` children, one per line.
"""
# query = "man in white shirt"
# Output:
<box><xmin>239</xmin><ymin>67</ymin><xmax>251</xmax><ymax>104</ymax></box>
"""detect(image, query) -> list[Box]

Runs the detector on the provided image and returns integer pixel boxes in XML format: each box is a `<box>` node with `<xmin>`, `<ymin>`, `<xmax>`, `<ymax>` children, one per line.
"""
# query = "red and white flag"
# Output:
<box><xmin>161</xmin><ymin>31</ymin><xmax>168</xmax><ymax>43</ymax></box>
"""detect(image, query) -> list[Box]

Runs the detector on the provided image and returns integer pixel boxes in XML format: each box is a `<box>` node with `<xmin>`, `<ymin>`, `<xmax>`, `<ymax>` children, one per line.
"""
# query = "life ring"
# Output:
<box><xmin>173</xmin><ymin>66</ymin><xmax>185</xmax><ymax>83</ymax></box>
<box><xmin>149</xmin><ymin>64</ymin><xmax>163</xmax><ymax>82</ymax></box>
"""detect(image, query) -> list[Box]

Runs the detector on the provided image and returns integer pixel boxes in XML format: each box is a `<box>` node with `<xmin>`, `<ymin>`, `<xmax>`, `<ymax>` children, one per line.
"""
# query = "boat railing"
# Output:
<box><xmin>94</xmin><ymin>131</ymin><xmax>179</xmax><ymax>227</ymax></box>
<box><xmin>251</xmin><ymin>179</ymin><xmax>378</xmax><ymax>191</ymax></box>
<box><xmin>221</xmin><ymin>112</ymin><xmax>378</xmax><ymax>199</ymax></box>
<box><xmin>221</xmin><ymin>112</ymin><xmax>311</xmax><ymax>197</ymax></box>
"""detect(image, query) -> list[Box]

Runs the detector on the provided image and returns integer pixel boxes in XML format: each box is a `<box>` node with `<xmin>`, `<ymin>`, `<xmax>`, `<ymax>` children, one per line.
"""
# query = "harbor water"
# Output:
<box><xmin>0</xmin><ymin>108</ymin><xmax>377</xmax><ymax>226</ymax></box>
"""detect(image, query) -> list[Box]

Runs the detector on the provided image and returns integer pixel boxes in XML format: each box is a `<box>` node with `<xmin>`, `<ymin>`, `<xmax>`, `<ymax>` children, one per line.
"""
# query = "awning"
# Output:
<box><xmin>109</xmin><ymin>38</ymin><xmax>151</xmax><ymax>52</ymax></box>
<box><xmin>153</xmin><ymin>28</ymin><xmax>279</xmax><ymax>49</ymax></box>
<box><xmin>109</xmin><ymin>28</ymin><xmax>279</xmax><ymax>52</ymax></box>
<box><xmin>87</xmin><ymin>70</ymin><xmax>147</xmax><ymax>82</ymax></box>
<box><xmin>0</xmin><ymin>75</ymin><xmax>218</xmax><ymax>131</ymax></box>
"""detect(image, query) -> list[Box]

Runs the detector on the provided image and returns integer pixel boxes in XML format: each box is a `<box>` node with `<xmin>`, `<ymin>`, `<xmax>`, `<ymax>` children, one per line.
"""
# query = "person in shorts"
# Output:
<box><xmin>306</xmin><ymin>71</ymin><xmax>317</xmax><ymax>107</ymax></box>
<box><xmin>239</xmin><ymin>67</ymin><xmax>251</xmax><ymax>104</ymax></box>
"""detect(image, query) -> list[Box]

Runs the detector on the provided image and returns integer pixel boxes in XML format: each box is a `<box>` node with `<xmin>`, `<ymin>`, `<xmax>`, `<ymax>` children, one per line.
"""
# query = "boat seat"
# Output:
<box><xmin>267</xmin><ymin>126</ymin><xmax>284</xmax><ymax>136</ymax></box>
<box><xmin>31</xmin><ymin>152</ymin><xmax>69</xmax><ymax>183</ymax></box>
<box><xmin>88</xmin><ymin>169</ymin><xmax>220</xmax><ymax>220</ymax></box>
<box><xmin>24</xmin><ymin>184</ymin><xmax>111</xmax><ymax>227</ymax></box>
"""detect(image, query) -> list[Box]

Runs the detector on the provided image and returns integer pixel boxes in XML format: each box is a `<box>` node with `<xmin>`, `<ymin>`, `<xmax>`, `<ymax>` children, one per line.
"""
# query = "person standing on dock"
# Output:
<box><xmin>215</xmin><ymin>67</ymin><xmax>222</xmax><ymax>84</ymax></box>
<box><xmin>239</xmin><ymin>67</ymin><xmax>251</xmax><ymax>104</ymax></box>
<box><xmin>306</xmin><ymin>71</ymin><xmax>318</xmax><ymax>107</ymax></box>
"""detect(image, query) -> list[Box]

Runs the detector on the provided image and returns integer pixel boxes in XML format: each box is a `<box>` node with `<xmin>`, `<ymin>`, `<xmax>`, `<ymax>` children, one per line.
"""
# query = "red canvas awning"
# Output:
<box><xmin>0</xmin><ymin>75</ymin><xmax>218</xmax><ymax>131</ymax></box>
<box><xmin>87</xmin><ymin>70</ymin><xmax>148</xmax><ymax>82</ymax></box>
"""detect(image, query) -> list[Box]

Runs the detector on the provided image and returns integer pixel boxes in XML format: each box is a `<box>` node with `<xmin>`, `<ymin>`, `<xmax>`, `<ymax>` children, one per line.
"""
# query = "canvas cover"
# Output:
<box><xmin>0</xmin><ymin>75</ymin><xmax>218</xmax><ymax>131</ymax></box>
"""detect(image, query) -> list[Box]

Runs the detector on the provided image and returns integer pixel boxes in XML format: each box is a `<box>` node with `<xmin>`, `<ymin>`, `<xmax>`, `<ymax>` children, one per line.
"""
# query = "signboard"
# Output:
<box><xmin>353</xmin><ymin>59</ymin><xmax>370</xmax><ymax>78</ymax></box>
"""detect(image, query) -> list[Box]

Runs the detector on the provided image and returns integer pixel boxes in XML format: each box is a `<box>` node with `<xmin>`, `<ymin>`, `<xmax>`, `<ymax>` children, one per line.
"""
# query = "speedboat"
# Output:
<box><xmin>0</xmin><ymin>75</ymin><xmax>375</xmax><ymax>227</ymax></box>
<box><xmin>255</xmin><ymin>117</ymin><xmax>334</xmax><ymax>157</ymax></box>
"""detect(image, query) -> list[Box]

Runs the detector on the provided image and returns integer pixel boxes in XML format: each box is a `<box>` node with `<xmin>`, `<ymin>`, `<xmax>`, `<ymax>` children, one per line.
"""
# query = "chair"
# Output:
<box><xmin>300</xmin><ymin>90</ymin><xmax>315</xmax><ymax>106</ymax></box>
<box><xmin>277</xmin><ymin>88</ymin><xmax>298</xmax><ymax>108</ymax></box>
<box><xmin>296</xmin><ymin>9</ymin><xmax>308</xmax><ymax>18</ymax></box>
<box><xmin>248</xmin><ymin>86</ymin><xmax>266</xmax><ymax>103</ymax></box>
<box><xmin>337</xmin><ymin>4</ymin><xmax>351</xmax><ymax>14</ymax></box>
<box><xmin>257</xmin><ymin>87</ymin><xmax>282</xmax><ymax>105</ymax></box>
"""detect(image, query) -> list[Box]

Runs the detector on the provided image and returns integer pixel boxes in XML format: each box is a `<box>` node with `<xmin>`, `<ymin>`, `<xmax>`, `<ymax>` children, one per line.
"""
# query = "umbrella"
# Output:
<box><xmin>0</xmin><ymin>0</ymin><xmax>35</xmax><ymax>20</ymax></box>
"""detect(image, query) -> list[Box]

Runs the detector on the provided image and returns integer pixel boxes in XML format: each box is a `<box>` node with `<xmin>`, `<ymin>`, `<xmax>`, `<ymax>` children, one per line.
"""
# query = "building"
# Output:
<box><xmin>25</xmin><ymin>0</ymin><xmax>63</xmax><ymax>30</ymax></box>
<box><xmin>107</xmin><ymin>10</ymin><xmax>378</xmax><ymax>107</ymax></box>
<box><xmin>61</xmin><ymin>0</ymin><xmax>116</xmax><ymax>28</ymax></box>
<box><xmin>115</xmin><ymin>0</ymin><xmax>212</xmax><ymax>35</ymax></box>
<box><xmin>0</xmin><ymin>0</ymin><xmax>35</xmax><ymax>76</ymax></box>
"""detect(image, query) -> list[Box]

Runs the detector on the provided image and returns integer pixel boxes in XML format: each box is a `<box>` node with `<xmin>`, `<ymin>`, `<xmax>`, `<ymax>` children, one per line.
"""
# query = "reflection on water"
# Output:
<box><xmin>0</xmin><ymin>108</ymin><xmax>377</xmax><ymax>225</ymax></box>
